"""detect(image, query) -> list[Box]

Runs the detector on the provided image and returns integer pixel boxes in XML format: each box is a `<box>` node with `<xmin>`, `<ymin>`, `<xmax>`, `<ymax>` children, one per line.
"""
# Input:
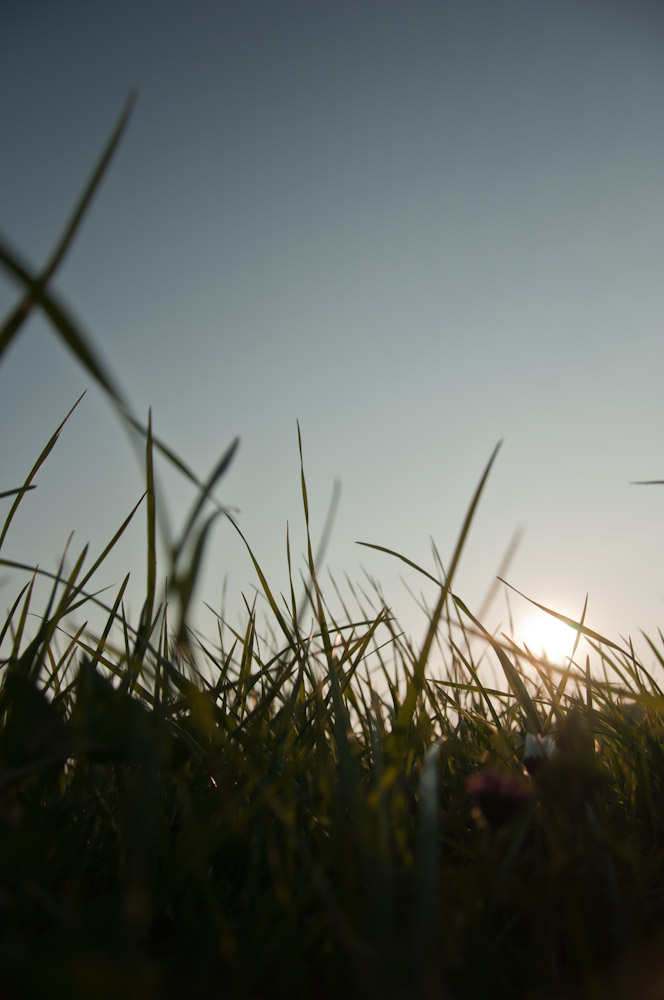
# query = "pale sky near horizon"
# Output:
<box><xmin>2</xmin><ymin>0</ymin><xmax>664</xmax><ymax>676</ymax></box>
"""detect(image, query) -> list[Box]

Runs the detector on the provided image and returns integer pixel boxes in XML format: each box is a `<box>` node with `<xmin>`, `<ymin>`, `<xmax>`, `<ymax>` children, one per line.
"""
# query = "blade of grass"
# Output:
<box><xmin>6</xmin><ymin>570</ymin><xmax>37</xmax><ymax>664</ymax></box>
<box><xmin>0</xmin><ymin>392</ymin><xmax>86</xmax><ymax>551</ymax></box>
<box><xmin>0</xmin><ymin>91</ymin><xmax>136</xmax><ymax>357</ymax></box>
<box><xmin>171</xmin><ymin>436</ymin><xmax>240</xmax><ymax>566</ymax></box>
<box><xmin>498</xmin><ymin>577</ymin><xmax>627</xmax><ymax>654</ymax></box>
<box><xmin>0</xmin><ymin>579</ymin><xmax>32</xmax><ymax>652</ymax></box>
<box><xmin>453</xmin><ymin>594</ymin><xmax>541</xmax><ymax>734</ymax></box>
<box><xmin>0</xmin><ymin>486</ymin><xmax>36</xmax><ymax>500</ymax></box>
<box><xmin>385</xmin><ymin>441</ymin><xmax>503</xmax><ymax>750</ymax></box>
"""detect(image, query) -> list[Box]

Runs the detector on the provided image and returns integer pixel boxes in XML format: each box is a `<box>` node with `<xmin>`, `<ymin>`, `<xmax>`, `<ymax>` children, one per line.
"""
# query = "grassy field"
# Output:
<box><xmin>2</xmin><ymin>98</ymin><xmax>664</xmax><ymax>1000</ymax></box>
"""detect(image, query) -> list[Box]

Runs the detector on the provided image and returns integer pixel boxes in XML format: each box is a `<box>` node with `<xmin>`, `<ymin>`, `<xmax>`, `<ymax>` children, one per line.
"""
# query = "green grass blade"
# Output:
<box><xmin>134</xmin><ymin>409</ymin><xmax>157</xmax><ymax>660</ymax></box>
<box><xmin>77</xmin><ymin>492</ymin><xmax>146</xmax><ymax>595</ymax></box>
<box><xmin>454</xmin><ymin>594</ymin><xmax>541</xmax><ymax>734</ymax></box>
<box><xmin>498</xmin><ymin>577</ymin><xmax>627</xmax><ymax>654</ymax></box>
<box><xmin>0</xmin><ymin>392</ymin><xmax>86</xmax><ymax>551</ymax></box>
<box><xmin>390</xmin><ymin>441</ymin><xmax>502</xmax><ymax>747</ymax></box>
<box><xmin>89</xmin><ymin>574</ymin><xmax>130</xmax><ymax>671</ymax></box>
<box><xmin>0</xmin><ymin>486</ymin><xmax>36</xmax><ymax>500</ymax></box>
<box><xmin>172</xmin><ymin>435</ymin><xmax>239</xmax><ymax>565</ymax></box>
<box><xmin>0</xmin><ymin>92</ymin><xmax>136</xmax><ymax>358</ymax></box>
<box><xmin>356</xmin><ymin>540</ymin><xmax>441</xmax><ymax>587</ymax></box>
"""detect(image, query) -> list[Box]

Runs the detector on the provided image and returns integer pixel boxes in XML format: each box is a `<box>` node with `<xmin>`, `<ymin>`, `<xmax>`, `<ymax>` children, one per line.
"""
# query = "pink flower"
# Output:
<box><xmin>466</xmin><ymin>768</ymin><xmax>532</xmax><ymax>829</ymax></box>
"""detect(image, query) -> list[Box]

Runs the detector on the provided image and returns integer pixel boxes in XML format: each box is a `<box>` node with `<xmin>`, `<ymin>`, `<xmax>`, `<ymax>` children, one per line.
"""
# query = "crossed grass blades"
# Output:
<box><xmin>2</xmin><ymin>94</ymin><xmax>664</xmax><ymax>1000</ymax></box>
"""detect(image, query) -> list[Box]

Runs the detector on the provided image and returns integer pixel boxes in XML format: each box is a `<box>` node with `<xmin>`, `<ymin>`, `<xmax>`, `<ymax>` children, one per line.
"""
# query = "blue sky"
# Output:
<box><xmin>2</xmin><ymin>0</ymin><xmax>664</xmax><ymax>668</ymax></box>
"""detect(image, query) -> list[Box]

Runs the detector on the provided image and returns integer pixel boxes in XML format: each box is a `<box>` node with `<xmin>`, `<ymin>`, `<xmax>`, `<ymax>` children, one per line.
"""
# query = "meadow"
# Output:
<box><xmin>1</xmin><ymin>97</ymin><xmax>664</xmax><ymax>999</ymax></box>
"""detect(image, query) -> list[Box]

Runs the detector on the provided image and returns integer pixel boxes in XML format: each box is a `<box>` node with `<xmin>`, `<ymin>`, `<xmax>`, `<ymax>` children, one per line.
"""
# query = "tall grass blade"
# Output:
<box><xmin>77</xmin><ymin>492</ymin><xmax>146</xmax><ymax>595</ymax></box>
<box><xmin>132</xmin><ymin>410</ymin><xmax>157</xmax><ymax>663</ymax></box>
<box><xmin>453</xmin><ymin>594</ymin><xmax>541</xmax><ymax>734</ymax></box>
<box><xmin>497</xmin><ymin>577</ymin><xmax>626</xmax><ymax>653</ymax></box>
<box><xmin>0</xmin><ymin>392</ymin><xmax>85</xmax><ymax>551</ymax></box>
<box><xmin>388</xmin><ymin>441</ymin><xmax>502</xmax><ymax>748</ymax></box>
<box><xmin>0</xmin><ymin>249</ymin><xmax>133</xmax><ymax>417</ymax></box>
<box><xmin>172</xmin><ymin>436</ymin><xmax>239</xmax><ymax>565</ymax></box>
<box><xmin>0</xmin><ymin>92</ymin><xmax>136</xmax><ymax>356</ymax></box>
<box><xmin>173</xmin><ymin>510</ymin><xmax>224</xmax><ymax>648</ymax></box>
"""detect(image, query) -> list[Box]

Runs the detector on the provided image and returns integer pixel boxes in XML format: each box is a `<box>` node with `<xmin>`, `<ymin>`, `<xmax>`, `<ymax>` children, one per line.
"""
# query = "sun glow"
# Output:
<box><xmin>519</xmin><ymin>609</ymin><xmax>577</xmax><ymax>665</ymax></box>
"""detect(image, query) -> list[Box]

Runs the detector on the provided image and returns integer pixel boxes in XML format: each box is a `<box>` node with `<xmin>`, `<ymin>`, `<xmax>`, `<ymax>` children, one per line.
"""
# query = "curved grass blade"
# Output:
<box><xmin>173</xmin><ymin>509</ymin><xmax>225</xmax><ymax>649</ymax></box>
<box><xmin>0</xmin><ymin>100</ymin><xmax>230</xmax><ymax>515</ymax></box>
<box><xmin>88</xmin><ymin>574</ymin><xmax>130</xmax><ymax>672</ymax></box>
<box><xmin>171</xmin><ymin>435</ymin><xmax>240</xmax><ymax>565</ymax></box>
<box><xmin>0</xmin><ymin>246</ymin><xmax>133</xmax><ymax>416</ymax></box>
<box><xmin>76</xmin><ymin>491</ymin><xmax>146</xmax><ymax>595</ymax></box>
<box><xmin>497</xmin><ymin>577</ymin><xmax>627</xmax><ymax>654</ymax></box>
<box><xmin>388</xmin><ymin>441</ymin><xmax>502</xmax><ymax>748</ymax></box>
<box><xmin>356</xmin><ymin>541</ymin><xmax>441</xmax><ymax>587</ymax></box>
<box><xmin>0</xmin><ymin>392</ymin><xmax>86</xmax><ymax>551</ymax></box>
<box><xmin>453</xmin><ymin>593</ymin><xmax>541</xmax><ymax>734</ymax></box>
<box><xmin>0</xmin><ymin>579</ymin><xmax>32</xmax><ymax>653</ymax></box>
<box><xmin>0</xmin><ymin>92</ymin><xmax>136</xmax><ymax>357</ymax></box>
<box><xmin>225</xmin><ymin>510</ymin><xmax>293</xmax><ymax>645</ymax></box>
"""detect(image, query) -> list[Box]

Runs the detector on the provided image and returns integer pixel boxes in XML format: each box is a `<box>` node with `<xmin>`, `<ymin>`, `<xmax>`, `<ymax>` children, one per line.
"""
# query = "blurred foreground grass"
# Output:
<box><xmin>1</xmin><ymin>96</ymin><xmax>664</xmax><ymax>1000</ymax></box>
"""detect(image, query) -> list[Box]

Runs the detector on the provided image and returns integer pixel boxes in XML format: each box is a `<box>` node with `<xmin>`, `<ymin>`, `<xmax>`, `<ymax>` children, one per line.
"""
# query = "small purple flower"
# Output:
<box><xmin>466</xmin><ymin>768</ymin><xmax>532</xmax><ymax>829</ymax></box>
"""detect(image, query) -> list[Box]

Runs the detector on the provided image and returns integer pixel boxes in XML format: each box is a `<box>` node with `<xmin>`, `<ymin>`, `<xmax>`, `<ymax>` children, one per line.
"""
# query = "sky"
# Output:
<box><xmin>2</xmin><ymin>0</ymin><xmax>664</xmax><ymax>675</ymax></box>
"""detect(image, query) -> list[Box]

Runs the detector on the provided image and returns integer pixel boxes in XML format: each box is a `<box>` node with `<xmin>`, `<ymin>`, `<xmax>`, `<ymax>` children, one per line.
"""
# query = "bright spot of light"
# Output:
<box><xmin>519</xmin><ymin>609</ymin><xmax>577</xmax><ymax>665</ymax></box>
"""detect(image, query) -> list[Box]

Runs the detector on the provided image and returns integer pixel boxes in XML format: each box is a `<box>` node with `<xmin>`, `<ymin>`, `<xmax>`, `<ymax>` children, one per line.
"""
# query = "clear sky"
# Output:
<box><xmin>2</xmin><ymin>0</ymin><xmax>664</xmax><ymax>671</ymax></box>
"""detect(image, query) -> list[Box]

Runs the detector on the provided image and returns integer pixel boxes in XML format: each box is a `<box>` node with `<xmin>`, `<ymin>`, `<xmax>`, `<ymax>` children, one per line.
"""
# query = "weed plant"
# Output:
<box><xmin>1</xmin><ymin>97</ymin><xmax>664</xmax><ymax>1000</ymax></box>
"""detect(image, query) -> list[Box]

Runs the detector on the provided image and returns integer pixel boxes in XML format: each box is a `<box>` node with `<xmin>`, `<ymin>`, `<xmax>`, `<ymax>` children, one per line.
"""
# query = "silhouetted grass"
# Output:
<box><xmin>2</xmin><ymin>96</ymin><xmax>664</xmax><ymax>1000</ymax></box>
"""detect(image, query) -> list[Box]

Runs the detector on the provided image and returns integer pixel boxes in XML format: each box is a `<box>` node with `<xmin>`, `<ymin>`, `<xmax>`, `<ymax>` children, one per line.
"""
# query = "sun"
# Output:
<box><xmin>519</xmin><ymin>609</ymin><xmax>577</xmax><ymax>664</ymax></box>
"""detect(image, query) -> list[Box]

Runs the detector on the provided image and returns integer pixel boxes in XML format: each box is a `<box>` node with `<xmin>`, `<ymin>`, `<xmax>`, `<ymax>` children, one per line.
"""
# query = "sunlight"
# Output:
<box><xmin>519</xmin><ymin>609</ymin><xmax>577</xmax><ymax>665</ymax></box>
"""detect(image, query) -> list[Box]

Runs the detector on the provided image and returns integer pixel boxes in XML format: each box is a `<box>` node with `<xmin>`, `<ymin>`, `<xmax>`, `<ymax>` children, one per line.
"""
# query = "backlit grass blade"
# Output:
<box><xmin>0</xmin><ymin>247</ymin><xmax>134</xmax><ymax>416</ymax></box>
<box><xmin>387</xmin><ymin>441</ymin><xmax>502</xmax><ymax>748</ymax></box>
<box><xmin>0</xmin><ymin>92</ymin><xmax>136</xmax><ymax>358</ymax></box>
<box><xmin>171</xmin><ymin>435</ymin><xmax>240</xmax><ymax>565</ymax></box>
<box><xmin>88</xmin><ymin>574</ymin><xmax>130</xmax><ymax>672</ymax></box>
<box><xmin>637</xmin><ymin>632</ymin><xmax>664</xmax><ymax>697</ymax></box>
<box><xmin>454</xmin><ymin>594</ymin><xmax>541</xmax><ymax>734</ymax></box>
<box><xmin>543</xmin><ymin>593</ymin><xmax>590</xmax><ymax>730</ymax></box>
<box><xmin>0</xmin><ymin>579</ymin><xmax>32</xmax><ymax>654</ymax></box>
<box><xmin>1</xmin><ymin>252</ymin><xmax>229</xmax><ymax>510</ymax></box>
<box><xmin>297</xmin><ymin>424</ymin><xmax>360</xmax><ymax>807</ymax></box>
<box><xmin>173</xmin><ymin>510</ymin><xmax>224</xmax><ymax>649</ymax></box>
<box><xmin>125</xmin><ymin>410</ymin><xmax>158</xmax><ymax>670</ymax></box>
<box><xmin>77</xmin><ymin>492</ymin><xmax>146</xmax><ymax>595</ymax></box>
<box><xmin>0</xmin><ymin>392</ymin><xmax>86</xmax><ymax>551</ymax></box>
<box><xmin>497</xmin><ymin>577</ymin><xmax>627</xmax><ymax>654</ymax></box>
<box><xmin>449</xmin><ymin>636</ymin><xmax>503</xmax><ymax>732</ymax></box>
<box><xmin>356</xmin><ymin>540</ymin><xmax>441</xmax><ymax>587</ymax></box>
<box><xmin>0</xmin><ymin>558</ymin><xmax>133</xmax><ymax>636</ymax></box>
<box><xmin>295</xmin><ymin>477</ymin><xmax>342</xmax><ymax>624</ymax></box>
<box><xmin>226</xmin><ymin>511</ymin><xmax>293</xmax><ymax>645</ymax></box>
<box><xmin>12</xmin><ymin>542</ymin><xmax>89</xmax><ymax>680</ymax></box>
<box><xmin>6</xmin><ymin>571</ymin><xmax>37</xmax><ymax>664</ymax></box>
<box><xmin>143</xmin><ymin>410</ymin><xmax>157</xmax><ymax>648</ymax></box>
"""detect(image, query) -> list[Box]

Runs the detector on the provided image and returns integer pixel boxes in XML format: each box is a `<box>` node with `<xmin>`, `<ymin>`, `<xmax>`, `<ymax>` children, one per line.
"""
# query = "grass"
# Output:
<box><xmin>2</xmin><ymin>96</ymin><xmax>664</xmax><ymax>1000</ymax></box>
